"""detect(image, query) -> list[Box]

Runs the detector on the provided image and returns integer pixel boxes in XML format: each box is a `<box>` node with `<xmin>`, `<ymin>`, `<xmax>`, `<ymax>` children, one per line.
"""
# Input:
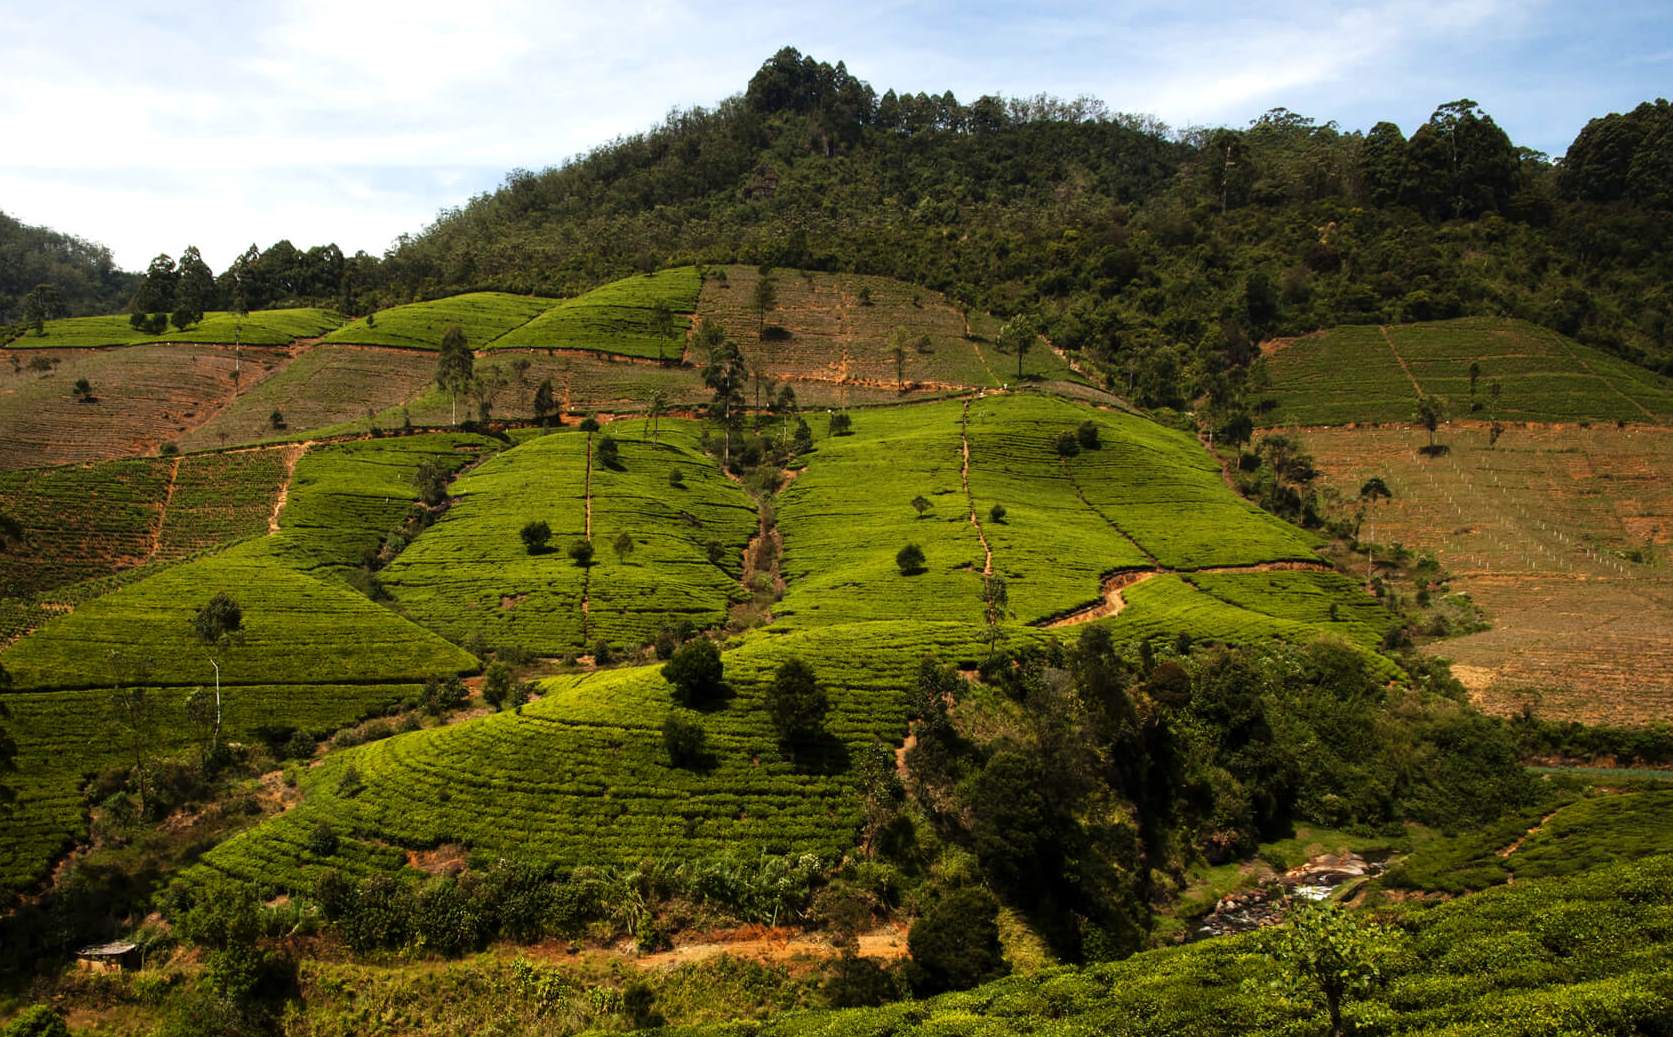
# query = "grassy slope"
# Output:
<box><xmin>1261</xmin><ymin>317</ymin><xmax>1673</xmax><ymax>426</ymax></box>
<box><xmin>489</xmin><ymin>266</ymin><xmax>700</xmax><ymax>356</ymax></box>
<box><xmin>4</xmin><ymin>308</ymin><xmax>343</xmax><ymax>348</ymax></box>
<box><xmin>322</xmin><ymin>292</ymin><xmax>553</xmax><ymax>350</ymax></box>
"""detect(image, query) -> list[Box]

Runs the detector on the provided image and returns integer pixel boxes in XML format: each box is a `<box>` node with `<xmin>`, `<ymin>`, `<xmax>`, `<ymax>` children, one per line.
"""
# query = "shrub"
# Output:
<box><xmin>1054</xmin><ymin>430</ymin><xmax>1081</xmax><ymax>457</ymax></box>
<box><xmin>1</xmin><ymin>1006</ymin><xmax>71</xmax><ymax>1037</ymax></box>
<box><xmin>907</xmin><ymin>887</ymin><xmax>1008</xmax><ymax>994</ymax></box>
<box><xmin>283</xmin><ymin>730</ymin><xmax>316</xmax><ymax>760</ymax></box>
<box><xmin>482</xmin><ymin>662</ymin><xmax>513</xmax><ymax>710</ymax></box>
<box><xmin>306</xmin><ymin>823</ymin><xmax>339</xmax><ymax>858</ymax></box>
<box><xmin>568</xmin><ymin>539</ymin><xmax>595</xmax><ymax>566</ymax></box>
<box><xmin>822</xmin><ymin>953</ymin><xmax>896</xmax><ymax>1008</ymax></box>
<box><xmin>896</xmin><ymin>543</ymin><xmax>926</xmax><ymax>575</ymax></box>
<box><xmin>592</xmin><ymin>640</ymin><xmax>613</xmax><ymax>665</ymax></box>
<box><xmin>668</xmin><ymin>467</ymin><xmax>685</xmax><ymax>488</ymax></box>
<box><xmin>1076</xmin><ymin>420</ymin><xmax>1100</xmax><ymax>449</ymax></box>
<box><xmin>662</xmin><ymin>638</ymin><xmax>724</xmax><ymax>707</ymax></box>
<box><xmin>988</xmin><ymin>503</ymin><xmax>1007</xmax><ymax>524</ymax></box>
<box><xmin>663</xmin><ymin>710</ymin><xmax>708</xmax><ymax>768</ymax></box>
<box><xmin>767</xmin><ymin>657</ymin><xmax>829</xmax><ymax>745</ymax></box>
<box><xmin>829</xmin><ymin>412</ymin><xmax>853</xmax><ymax>436</ymax></box>
<box><xmin>520</xmin><ymin>520</ymin><xmax>551</xmax><ymax>554</ymax></box>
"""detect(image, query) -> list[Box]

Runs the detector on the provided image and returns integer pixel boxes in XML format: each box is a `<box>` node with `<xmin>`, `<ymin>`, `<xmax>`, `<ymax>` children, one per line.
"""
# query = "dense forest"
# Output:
<box><xmin>0</xmin><ymin>210</ymin><xmax>136</xmax><ymax>325</ymax></box>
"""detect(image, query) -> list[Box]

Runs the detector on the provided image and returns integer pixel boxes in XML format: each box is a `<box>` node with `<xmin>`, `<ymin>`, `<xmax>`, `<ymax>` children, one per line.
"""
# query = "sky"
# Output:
<box><xmin>2</xmin><ymin>1</ymin><xmax>1668</xmax><ymax>272</ymax></box>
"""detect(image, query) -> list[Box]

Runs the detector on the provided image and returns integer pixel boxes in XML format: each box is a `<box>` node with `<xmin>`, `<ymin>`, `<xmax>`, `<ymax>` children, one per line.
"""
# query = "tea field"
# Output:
<box><xmin>489</xmin><ymin>266</ymin><xmax>700</xmax><ymax>357</ymax></box>
<box><xmin>4</xmin><ymin>307</ymin><xmax>344</xmax><ymax>349</ymax></box>
<box><xmin>322</xmin><ymin>292</ymin><xmax>553</xmax><ymax>350</ymax></box>
<box><xmin>1260</xmin><ymin>318</ymin><xmax>1673</xmax><ymax>427</ymax></box>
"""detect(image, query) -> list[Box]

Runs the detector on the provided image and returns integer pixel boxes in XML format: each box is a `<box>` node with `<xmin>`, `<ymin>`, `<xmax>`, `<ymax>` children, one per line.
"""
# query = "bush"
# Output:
<box><xmin>1</xmin><ymin>1006</ymin><xmax>71</xmax><ymax>1037</ymax></box>
<box><xmin>663</xmin><ymin>710</ymin><xmax>708</xmax><ymax>768</ymax></box>
<box><xmin>1054</xmin><ymin>430</ymin><xmax>1081</xmax><ymax>457</ymax></box>
<box><xmin>592</xmin><ymin>640</ymin><xmax>613</xmax><ymax>665</ymax></box>
<box><xmin>822</xmin><ymin>953</ymin><xmax>897</xmax><ymax>1008</ymax></box>
<box><xmin>1076</xmin><ymin>420</ymin><xmax>1100</xmax><ymax>449</ymax></box>
<box><xmin>668</xmin><ymin>467</ymin><xmax>685</xmax><ymax>488</ymax></box>
<box><xmin>520</xmin><ymin>520</ymin><xmax>551</xmax><ymax>554</ymax></box>
<box><xmin>283</xmin><ymin>729</ymin><xmax>316</xmax><ymax>760</ymax></box>
<box><xmin>896</xmin><ymin>543</ymin><xmax>926</xmax><ymax>575</ymax></box>
<box><xmin>662</xmin><ymin>638</ymin><xmax>724</xmax><ymax>707</ymax></box>
<box><xmin>482</xmin><ymin>662</ymin><xmax>513</xmax><ymax>710</ymax></box>
<box><xmin>988</xmin><ymin>503</ymin><xmax>1007</xmax><ymax>524</ymax></box>
<box><xmin>829</xmin><ymin>412</ymin><xmax>853</xmax><ymax>436</ymax></box>
<box><xmin>596</xmin><ymin>436</ymin><xmax>621</xmax><ymax>468</ymax></box>
<box><xmin>766</xmin><ymin>657</ymin><xmax>829</xmax><ymax>745</ymax></box>
<box><xmin>306</xmin><ymin>823</ymin><xmax>339</xmax><ymax>858</ymax></box>
<box><xmin>568</xmin><ymin>539</ymin><xmax>595</xmax><ymax>566</ymax></box>
<box><xmin>907</xmin><ymin>887</ymin><xmax>1008</xmax><ymax>994</ymax></box>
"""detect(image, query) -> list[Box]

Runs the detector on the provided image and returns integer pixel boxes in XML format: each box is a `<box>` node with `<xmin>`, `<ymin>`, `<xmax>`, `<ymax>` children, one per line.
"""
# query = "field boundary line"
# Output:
<box><xmin>268</xmin><ymin>442</ymin><xmax>309</xmax><ymax>534</ymax></box>
<box><xmin>1379</xmin><ymin>325</ymin><xmax>1424</xmax><ymax>398</ymax></box>
<box><xmin>1547</xmin><ymin>332</ymin><xmax>1655</xmax><ymax>420</ymax></box>
<box><xmin>146</xmin><ymin>455</ymin><xmax>183</xmax><ymax>563</ymax></box>
<box><xmin>959</xmin><ymin>401</ymin><xmax>994</xmax><ymax>580</ymax></box>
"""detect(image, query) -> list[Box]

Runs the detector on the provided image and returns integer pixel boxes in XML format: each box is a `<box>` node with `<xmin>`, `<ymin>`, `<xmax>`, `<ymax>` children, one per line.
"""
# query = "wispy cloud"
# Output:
<box><xmin>1</xmin><ymin>0</ymin><xmax>1666</xmax><ymax>269</ymax></box>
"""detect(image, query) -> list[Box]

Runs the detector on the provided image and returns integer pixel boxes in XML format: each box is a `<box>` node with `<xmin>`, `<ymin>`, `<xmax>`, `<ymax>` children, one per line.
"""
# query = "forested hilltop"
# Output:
<box><xmin>0</xmin><ymin>210</ymin><xmax>137</xmax><ymax>325</ymax></box>
<box><xmin>365</xmin><ymin>50</ymin><xmax>1672</xmax><ymax>400</ymax></box>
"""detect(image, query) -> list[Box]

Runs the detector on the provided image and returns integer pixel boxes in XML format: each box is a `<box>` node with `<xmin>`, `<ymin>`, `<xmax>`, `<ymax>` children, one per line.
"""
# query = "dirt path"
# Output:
<box><xmin>580</xmin><ymin>432</ymin><xmax>593</xmax><ymax>636</ymax></box>
<box><xmin>1379</xmin><ymin>326</ymin><xmax>1425</xmax><ymax>397</ymax></box>
<box><xmin>959</xmin><ymin>401</ymin><xmax>994</xmax><ymax>578</ymax></box>
<box><xmin>1040</xmin><ymin>569</ymin><xmax>1160</xmax><ymax>627</ymax></box>
<box><xmin>634</xmin><ymin>924</ymin><xmax>909</xmax><ymax>970</ymax></box>
<box><xmin>1498</xmin><ymin>808</ymin><xmax>1562</xmax><ymax>861</ymax></box>
<box><xmin>144</xmin><ymin>456</ymin><xmax>183</xmax><ymax>563</ymax></box>
<box><xmin>267</xmin><ymin>442</ymin><xmax>309</xmax><ymax>534</ymax></box>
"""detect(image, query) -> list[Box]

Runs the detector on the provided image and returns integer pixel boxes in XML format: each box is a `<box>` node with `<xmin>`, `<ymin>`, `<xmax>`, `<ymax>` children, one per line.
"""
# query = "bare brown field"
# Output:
<box><xmin>1298</xmin><ymin>423</ymin><xmax>1673</xmax><ymax>724</ymax></box>
<box><xmin>0</xmin><ymin>345</ymin><xmax>290</xmax><ymax>468</ymax></box>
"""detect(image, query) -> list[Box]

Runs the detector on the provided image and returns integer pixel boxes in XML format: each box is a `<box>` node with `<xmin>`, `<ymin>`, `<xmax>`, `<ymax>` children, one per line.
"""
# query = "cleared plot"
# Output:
<box><xmin>5</xmin><ymin>308</ymin><xmax>343</xmax><ymax>349</ymax></box>
<box><xmin>322</xmin><ymin>292</ymin><xmax>553</xmax><ymax>350</ymax></box>
<box><xmin>0</xmin><ymin>344</ymin><xmax>291</xmax><ymax>468</ymax></box>
<box><xmin>182</xmin><ymin>346</ymin><xmax>444</xmax><ymax>449</ymax></box>
<box><xmin>381</xmin><ymin>421</ymin><xmax>754</xmax><ymax>655</ymax></box>
<box><xmin>268</xmin><ymin>433</ymin><xmax>499</xmax><ymax>576</ymax></box>
<box><xmin>0</xmin><ymin>682</ymin><xmax>420</xmax><ymax>894</ymax></box>
<box><xmin>1302</xmin><ymin>423</ymin><xmax>1673</xmax><ymax>724</ymax></box>
<box><xmin>192</xmin><ymin>620</ymin><xmax>1017</xmax><ymax>892</ymax></box>
<box><xmin>696</xmin><ymin>266</ymin><xmax>1078</xmax><ymax>389</ymax></box>
<box><xmin>1261</xmin><ymin>318</ymin><xmax>1673</xmax><ymax>427</ymax></box>
<box><xmin>489</xmin><ymin>267</ymin><xmax>699</xmax><ymax>357</ymax></box>
<box><xmin>0</xmin><ymin>449</ymin><xmax>287</xmax><ymax>607</ymax></box>
<box><xmin>775</xmin><ymin>400</ymin><xmax>988</xmax><ymax>629</ymax></box>
<box><xmin>0</xmin><ymin>539</ymin><xmax>478</xmax><ymax>690</ymax></box>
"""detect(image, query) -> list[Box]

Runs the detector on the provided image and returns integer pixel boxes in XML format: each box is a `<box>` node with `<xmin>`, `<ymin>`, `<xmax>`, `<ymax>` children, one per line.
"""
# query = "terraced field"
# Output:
<box><xmin>490</xmin><ymin>266</ymin><xmax>699</xmax><ymax>357</ymax></box>
<box><xmin>696</xmin><ymin>265</ymin><xmax>1078</xmax><ymax>389</ymax></box>
<box><xmin>181</xmin><ymin>346</ymin><xmax>444</xmax><ymax>449</ymax></box>
<box><xmin>4</xmin><ymin>308</ymin><xmax>343</xmax><ymax>349</ymax></box>
<box><xmin>323</xmin><ymin>292</ymin><xmax>553</xmax><ymax>350</ymax></box>
<box><xmin>0</xmin><ymin>344</ymin><xmax>293</xmax><ymax>468</ymax></box>
<box><xmin>1260</xmin><ymin>318</ymin><xmax>1673</xmax><ymax>427</ymax></box>
<box><xmin>192</xmin><ymin>620</ymin><xmax>1013</xmax><ymax>893</ymax></box>
<box><xmin>382</xmin><ymin>420</ymin><xmax>755</xmax><ymax>655</ymax></box>
<box><xmin>1301</xmin><ymin>423</ymin><xmax>1673</xmax><ymax>724</ymax></box>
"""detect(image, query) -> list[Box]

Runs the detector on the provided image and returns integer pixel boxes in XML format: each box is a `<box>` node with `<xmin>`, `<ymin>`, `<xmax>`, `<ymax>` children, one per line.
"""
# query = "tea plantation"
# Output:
<box><xmin>5</xmin><ymin>307</ymin><xmax>345</xmax><ymax>348</ymax></box>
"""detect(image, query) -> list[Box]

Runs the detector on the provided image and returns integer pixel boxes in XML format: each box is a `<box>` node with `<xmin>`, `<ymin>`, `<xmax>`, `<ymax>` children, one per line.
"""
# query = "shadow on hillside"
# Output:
<box><xmin>784</xmin><ymin>732</ymin><xmax>851</xmax><ymax>775</ymax></box>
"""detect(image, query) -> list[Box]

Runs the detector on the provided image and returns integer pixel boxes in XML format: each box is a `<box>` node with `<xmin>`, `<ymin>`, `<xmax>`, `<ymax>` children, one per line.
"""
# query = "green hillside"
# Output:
<box><xmin>321</xmin><ymin>291</ymin><xmax>553</xmax><ymax>350</ymax></box>
<box><xmin>489</xmin><ymin>266</ymin><xmax>700</xmax><ymax>356</ymax></box>
<box><xmin>4</xmin><ymin>307</ymin><xmax>343</xmax><ymax>348</ymax></box>
<box><xmin>1260</xmin><ymin>317</ymin><xmax>1673</xmax><ymax>426</ymax></box>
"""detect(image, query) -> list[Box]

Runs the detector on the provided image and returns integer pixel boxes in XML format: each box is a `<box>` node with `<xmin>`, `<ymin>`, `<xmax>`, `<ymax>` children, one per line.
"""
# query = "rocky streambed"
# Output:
<box><xmin>1183</xmin><ymin>850</ymin><xmax>1390</xmax><ymax>942</ymax></box>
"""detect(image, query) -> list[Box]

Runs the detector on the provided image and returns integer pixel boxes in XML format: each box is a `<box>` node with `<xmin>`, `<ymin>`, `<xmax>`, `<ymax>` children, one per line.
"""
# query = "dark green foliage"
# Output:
<box><xmin>822</xmin><ymin>953</ymin><xmax>898</xmax><ymax>1008</ymax></box>
<box><xmin>482</xmin><ymin>662</ymin><xmax>513</xmax><ymax>710</ymax></box>
<box><xmin>662</xmin><ymin>709</ymin><xmax>708</xmax><ymax>768</ymax></box>
<box><xmin>421</xmin><ymin>674</ymin><xmax>469</xmax><ymax>716</ymax></box>
<box><xmin>519</xmin><ymin>519</ymin><xmax>551</xmax><ymax>554</ymax></box>
<box><xmin>662</xmin><ymin>637</ymin><xmax>724</xmax><ymax>707</ymax></box>
<box><xmin>1559</xmin><ymin>99</ymin><xmax>1673</xmax><ymax>208</ymax></box>
<box><xmin>192</xmin><ymin>591</ymin><xmax>243</xmax><ymax>646</ymax></box>
<box><xmin>765</xmin><ymin>657</ymin><xmax>829</xmax><ymax>744</ymax></box>
<box><xmin>907</xmin><ymin>887</ymin><xmax>1008</xmax><ymax>994</ymax></box>
<box><xmin>1075</xmin><ymin>420</ymin><xmax>1100</xmax><ymax>449</ymax></box>
<box><xmin>567</xmin><ymin>539</ymin><xmax>594</xmax><ymax>566</ymax></box>
<box><xmin>0</xmin><ymin>210</ymin><xmax>135</xmax><ymax>327</ymax></box>
<box><xmin>414</xmin><ymin>458</ymin><xmax>452</xmax><ymax>506</ymax></box>
<box><xmin>895</xmin><ymin>543</ymin><xmax>925</xmax><ymax>575</ymax></box>
<box><xmin>828</xmin><ymin>413</ymin><xmax>852</xmax><ymax>437</ymax></box>
<box><xmin>0</xmin><ymin>1006</ymin><xmax>70</xmax><ymax>1037</ymax></box>
<box><xmin>988</xmin><ymin>502</ymin><xmax>1006</xmax><ymax>524</ymax></box>
<box><xmin>596</xmin><ymin>435</ymin><xmax>621</xmax><ymax>468</ymax></box>
<box><xmin>1054</xmin><ymin>429</ymin><xmax>1081</xmax><ymax>457</ymax></box>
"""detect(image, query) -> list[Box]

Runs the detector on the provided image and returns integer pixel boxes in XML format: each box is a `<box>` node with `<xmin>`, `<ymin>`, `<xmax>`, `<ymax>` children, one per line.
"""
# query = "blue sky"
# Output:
<box><xmin>2</xmin><ymin>0</ymin><xmax>1668</xmax><ymax>270</ymax></box>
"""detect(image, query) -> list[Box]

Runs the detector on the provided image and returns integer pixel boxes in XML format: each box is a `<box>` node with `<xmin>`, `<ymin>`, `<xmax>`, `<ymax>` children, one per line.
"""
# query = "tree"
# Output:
<box><xmin>109</xmin><ymin>663</ymin><xmax>157</xmax><ymax>818</ymax></box>
<box><xmin>892</xmin><ymin>342</ymin><xmax>907</xmax><ymax>385</ymax></box>
<box><xmin>645</xmin><ymin>388</ymin><xmax>669</xmax><ymax>444</ymax></box>
<box><xmin>998</xmin><ymin>315</ymin><xmax>1036</xmax><ymax>381</ymax></box>
<box><xmin>607</xmin><ymin>530</ymin><xmax>636</xmax><ymax>565</ymax></box>
<box><xmin>753</xmin><ymin>272</ymin><xmax>778</xmax><ymax>337</ymax></box>
<box><xmin>568</xmin><ymin>539</ymin><xmax>594</xmax><ymax>566</ymax></box>
<box><xmin>910</xmin><ymin>495</ymin><xmax>932</xmax><ymax>518</ymax></box>
<box><xmin>828</xmin><ymin>412</ymin><xmax>852</xmax><ymax>436</ymax></box>
<box><xmin>19</xmin><ymin>283</ymin><xmax>63</xmax><ymax>335</ymax></box>
<box><xmin>1076</xmin><ymin>420</ymin><xmax>1100</xmax><ymax>449</ymax></box>
<box><xmin>651</xmin><ymin>301</ymin><xmax>677</xmax><ymax>362</ymax></box>
<box><xmin>596</xmin><ymin>435</ymin><xmax>621</xmax><ymax>469</ymax></box>
<box><xmin>896</xmin><ymin>543</ymin><xmax>926</xmax><ymax>575</ymax></box>
<box><xmin>662</xmin><ymin>709</ymin><xmax>708</xmax><ymax>768</ymax></box>
<box><xmin>520</xmin><ymin>520</ymin><xmax>551</xmax><ymax>554</ymax></box>
<box><xmin>1414</xmin><ymin>394</ymin><xmax>1447</xmax><ymax>450</ymax></box>
<box><xmin>701</xmin><ymin>321</ymin><xmax>748</xmax><ymax>468</ymax></box>
<box><xmin>1468</xmin><ymin>361</ymin><xmax>1482</xmax><ymax>397</ymax></box>
<box><xmin>184</xmin><ymin>688</ymin><xmax>219</xmax><ymax>769</ymax></box>
<box><xmin>1268</xmin><ymin>901</ymin><xmax>1401</xmax><ymax>1037</ymax></box>
<box><xmin>132</xmin><ymin>253</ymin><xmax>178</xmax><ymax>322</ymax></box>
<box><xmin>414</xmin><ymin>459</ymin><xmax>451</xmax><ymax>506</ymax></box>
<box><xmin>532</xmin><ymin>378</ymin><xmax>557</xmax><ymax>426</ymax></box>
<box><xmin>172</xmin><ymin>245</ymin><xmax>214</xmax><ymax>329</ymax></box>
<box><xmin>1054</xmin><ymin>429</ymin><xmax>1082</xmax><ymax>457</ymax></box>
<box><xmin>981</xmin><ymin>573</ymin><xmax>1009</xmax><ymax>648</ymax></box>
<box><xmin>482</xmin><ymin>662</ymin><xmax>513</xmax><ymax>710</ymax></box>
<box><xmin>435</xmin><ymin>325</ymin><xmax>474</xmax><ymax>425</ymax></box>
<box><xmin>662</xmin><ymin>637</ymin><xmax>723</xmax><ymax>707</ymax></box>
<box><xmin>766</xmin><ymin>657</ymin><xmax>829</xmax><ymax>744</ymax></box>
<box><xmin>988</xmin><ymin>503</ymin><xmax>1006</xmax><ymax>524</ymax></box>
<box><xmin>193</xmin><ymin>591</ymin><xmax>243</xmax><ymax>748</ymax></box>
<box><xmin>907</xmin><ymin>887</ymin><xmax>1008</xmax><ymax>995</ymax></box>
<box><xmin>72</xmin><ymin>378</ymin><xmax>94</xmax><ymax>403</ymax></box>
<box><xmin>1357</xmin><ymin>476</ymin><xmax>1393</xmax><ymax>582</ymax></box>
